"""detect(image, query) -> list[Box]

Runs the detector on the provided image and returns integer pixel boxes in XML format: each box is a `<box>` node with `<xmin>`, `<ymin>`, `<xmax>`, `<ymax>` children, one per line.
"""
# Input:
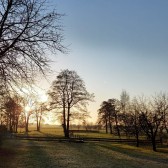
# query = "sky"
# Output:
<box><xmin>44</xmin><ymin>0</ymin><xmax>168</xmax><ymax>123</ymax></box>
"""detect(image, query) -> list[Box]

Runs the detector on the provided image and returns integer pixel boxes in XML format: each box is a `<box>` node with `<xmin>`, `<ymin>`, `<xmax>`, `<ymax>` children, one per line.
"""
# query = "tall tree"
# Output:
<box><xmin>0</xmin><ymin>0</ymin><xmax>65</xmax><ymax>87</ymax></box>
<box><xmin>108</xmin><ymin>99</ymin><xmax>121</xmax><ymax>137</ymax></box>
<box><xmin>98</xmin><ymin>99</ymin><xmax>120</xmax><ymax>137</ymax></box>
<box><xmin>4</xmin><ymin>95</ymin><xmax>22</xmax><ymax>132</ymax></box>
<box><xmin>35</xmin><ymin>102</ymin><xmax>48</xmax><ymax>131</ymax></box>
<box><xmin>138</xmin><ymin>95</ymin><xmax>165</xmax><ymax>151</ymax></box>
<box><xmin>128</xmin><ymin>98</ymin><xmax>142</xmax><ymax>147</ymax></box>
<box><xmin>48</xmin><ymin>69</ymin><xmax>94</xmax><ymax>138</ymax></box>
<box><xmin>98</xmin><ymin>101</ymin><xmax>110</xmax><ymax>134</ymax></box>
<box><xmin>120</xmin><ymin>90</ymin><xmax>130</xmax><ymax>136</ymax></box>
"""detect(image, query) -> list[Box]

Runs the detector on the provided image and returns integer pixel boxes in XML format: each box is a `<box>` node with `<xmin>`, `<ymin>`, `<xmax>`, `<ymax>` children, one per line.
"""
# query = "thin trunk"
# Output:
<box><xmin>9</xmin><ymin>114</ymin><xmax>12</xmax><ymax>132</ymax></box>
<box><xmin>135</xmin><ymin>130</ymin><xmax>139</xmax><ymax>147</ymax></box>
<box><xmin>38</xmin><ymin>115</ymin><xmax>42</xmax><ymax>132</ymax></box>
<box><xmin>25</xmin><ymin>116</ymin><xmax>29</xmax><ymax>132</ymax></box>
<box><xmin>151</xmin><ymin>136</ymin><xmax>157</xmax><ymax>151</ymax></box>
<box><xmin>115</xmin><ymin>113</ymin><xmax>120</xmax><ymax>138</ymax></box>
<box><xmin>63</xmin><ymin>104</ymin><xmax>67</xmax><ymax>137</ymax></box>
<box><xmin>15</xmin><ymin>117</ymin><xmax>19</xmax><ymax>133</ymax></box>
<box><xmin>66</xmin><ymin>105</ymin><xmax>70</xmax><ymax>138</ymax></box>
<box><xmin>151</xmin><ymin>129</ymin><xmax>157</xmax><ymax>152</ymax></box>
<box><xmin>36</xmin><ymin>115</ymin><xmax>39</xmax><ymax>131</ymax></box>
<box><xmin>105</xmin><ymin>118</ymin><xmax>108</xmax><ymax>134</ymax></box>
<box><xmin>15</xmin><ymin>123</ymin><xmax>18</xmax><ymax>133</ymax></box>
<box><xmin>108</xmin><ymin>116</ymin><xmax>113</xmax><ymax>134</ymax></box>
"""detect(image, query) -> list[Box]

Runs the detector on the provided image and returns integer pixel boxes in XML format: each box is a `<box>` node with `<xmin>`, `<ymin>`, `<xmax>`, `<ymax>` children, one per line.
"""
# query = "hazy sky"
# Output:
<box><xmin>47</xmin><ymin>0</ymin><xmax>168</xmax><ymax>122</ymax></box>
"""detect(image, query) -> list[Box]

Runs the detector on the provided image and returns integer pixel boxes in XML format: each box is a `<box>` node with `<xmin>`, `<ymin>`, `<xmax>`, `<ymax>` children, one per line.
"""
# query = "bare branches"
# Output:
<box><xmin>48</xmin><ymin>69</ymin><xmax>94</xmax><ymax>138</ymax></box>
<box><xmin>0</xmin><ymin>0</ymin><xmax>65</xmax><ymax>88</ymax></box>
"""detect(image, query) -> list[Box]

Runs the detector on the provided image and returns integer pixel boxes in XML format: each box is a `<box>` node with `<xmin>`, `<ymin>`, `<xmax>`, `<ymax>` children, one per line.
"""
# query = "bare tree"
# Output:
<box><xmin>98</xmin><ymin>99</ymin><xmax>121</xmax><ymax>137</ymax></box>
<box><xmin>128</xmin><ymin>97</ymin><xmax>142</xmax><ymax>147</ymax></box>
<box><xmin>48</xmin><ymin>69</ymin><xmax>94</xmax><ymax>138</ymax></box>
<box><xmin>138</xmin><ymin>95</ymin><xmax>165</xmax><ymax>151</ymax></box>
<box><xmin>0</xmin><ymin>0</ymin><xmax>65</xmax><ymax>87</ymax></box>
<box><xmin>4</xmin><ymin>95</ymin><xmax>23</xmax><ymax>132</ymax></box>
<box><xmin>35</xmin><ymin>102</ymin><xmax>48</xmax><ymax>131</ymax></box>
<box><xmin>22</xmin><ymin>93</ymin><xmax>36</xmax><ymax>132</ymax></box>
<box><xmin>157</xmin><ymin>93</ymin><xmax>168</xmax><ymax>134</ymax></box>
<box><xmin>98</xmin><ymin>101</ymin><xmax>110</xmax><ymax>134</ymax></box>
<box><xmin>120</xmin><ymin>90</ymin><xmax>130</xmax><ymax>136</ymax></box>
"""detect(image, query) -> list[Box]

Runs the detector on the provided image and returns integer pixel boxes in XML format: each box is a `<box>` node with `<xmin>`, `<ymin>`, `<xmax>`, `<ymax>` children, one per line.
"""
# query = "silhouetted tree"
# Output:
<box><xmin>48</xmin><ymin>69</ymin><xmax>94</xmax><ymax>138</ymax></box>
<box><xmin>98</xmin><ymin>99</ymin><xmax>120</xmax><ymax>137</ymax></box>
<box><xmin>22</xmin><ymin>93</ymin><xmax>36</xmax><ymax>132</ymax></box>
<box><xmin>108</xmin><ymin>99</ymin><xmax>121</xmax><ymax>137</ymax></box>
<box><xmin>4</xmin><ymin>95</ymin><xmax>22</xmax><ymax>132</ymax></box>
<box><xmin>0</xmin><ymin>83</ymin><xmax>8</xmax><ymax>126</ymax></box>
<box><xmin>35</xmin><ymin>102</ymin><xmax>48</xmax><ymax>131</ymax></box>
<box><xmin>98</xmin><ymin>101</ymin><xmax>110</xmax><ymax>134</ymax></box>
<box><xmin>0</xmin><ymin>0</ymin><xmax>65</xmax><ymax>87</ymax></box>
<box><xmin>139</xmin><ymin>95</ymin><xmax>165</xmax><ymax>151</ymax></box>
<box><xmin>157</xmin><ymin>93</ymin><xmax>168</xmax><ymax>135</ymax></box>
<box><xmin>128</xmin><ymin>98</ymin><xmax>142</xmax><ymax>147</ymax></box>
<box><xmin>120</xmin><ymin>90</ymin><xmax>130</xmax><ymax>136</ymax></box>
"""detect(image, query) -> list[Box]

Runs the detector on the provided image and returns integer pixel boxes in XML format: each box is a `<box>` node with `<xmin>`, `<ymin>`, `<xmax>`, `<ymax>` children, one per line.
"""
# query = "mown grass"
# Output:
<box><xmin>17</xmin><ymin>125</ymin><xmax>64</xmax><ymax>137</ymax></box>
<box><xmin>0</xmin><ymin>139</ymin><xmax>168</xmax><ymax>168</ymax></box>
<box><xmin>17</xmin><ymin>125</ymin><xmax>121</xmax><ymax>139</ymax></box>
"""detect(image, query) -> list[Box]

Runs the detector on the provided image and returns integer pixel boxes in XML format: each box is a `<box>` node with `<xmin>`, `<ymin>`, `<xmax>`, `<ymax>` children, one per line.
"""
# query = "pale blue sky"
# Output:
<box><xmin>46</xmin><ymin>0</ymin><xmax>168</xmax><ymax>122</ymax></box>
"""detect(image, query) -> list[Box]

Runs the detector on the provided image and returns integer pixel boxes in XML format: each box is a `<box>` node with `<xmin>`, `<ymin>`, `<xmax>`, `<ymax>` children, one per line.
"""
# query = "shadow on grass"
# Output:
<box><xmin>0</xmin><ymin>140</ymin><xmax>61</xmax><ymax>168</ymax></box>
<box><xmin>98</xmin><ymin>142</ymin><xmax>168</xmax><ymax>165</ymax></box>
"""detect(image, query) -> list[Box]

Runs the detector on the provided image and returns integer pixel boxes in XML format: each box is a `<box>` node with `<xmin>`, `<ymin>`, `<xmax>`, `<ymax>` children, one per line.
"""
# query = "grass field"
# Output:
<box><xmin>0</xmin><ymin>125</ymin><xmax>168</xmax><ymax>168</ymax></box>
<box><xmin>17</xmin><ymin>125</ymin><xmax>127</xmax><ymax>139</ymax></box>
<box><xmin>0</xmin><ymin>139</ymin><xmax>168</xmax><ymax>168</ymax></box>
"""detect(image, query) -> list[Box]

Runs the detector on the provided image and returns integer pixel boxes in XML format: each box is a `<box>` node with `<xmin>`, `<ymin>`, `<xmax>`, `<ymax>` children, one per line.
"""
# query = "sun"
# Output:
<box><xmin>38</xmin><ymin>91</ymin><xmax>48</xmax><ymax>103</ymax></box>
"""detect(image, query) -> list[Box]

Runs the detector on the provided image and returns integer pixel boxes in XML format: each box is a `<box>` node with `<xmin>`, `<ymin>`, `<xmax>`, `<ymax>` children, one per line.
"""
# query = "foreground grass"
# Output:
<box><xmin>0</xmin><ymin>139</ymin><xmax>168</xmax><ymax>168</ymax></box>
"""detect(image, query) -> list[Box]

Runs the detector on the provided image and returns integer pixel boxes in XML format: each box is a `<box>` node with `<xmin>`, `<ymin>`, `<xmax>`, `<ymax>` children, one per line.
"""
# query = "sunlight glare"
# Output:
<box><xmin>25</xmin><ymin>105</ymin><xmax>30</xmax><ymax>112</ymax></box>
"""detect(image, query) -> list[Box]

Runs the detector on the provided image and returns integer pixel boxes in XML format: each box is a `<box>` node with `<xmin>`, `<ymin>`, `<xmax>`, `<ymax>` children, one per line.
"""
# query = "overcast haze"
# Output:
<box><xmin>46</xmin><ymin>0</ymin><xmax>168</xmax><ymax>122</ymax></box>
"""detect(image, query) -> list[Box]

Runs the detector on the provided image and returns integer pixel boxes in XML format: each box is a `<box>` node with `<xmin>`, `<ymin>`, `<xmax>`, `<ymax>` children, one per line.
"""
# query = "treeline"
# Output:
<box><xmin>0</xmin><ymin>89</ymin><xmax>49</xmax><ymax>133</ymax></box>
<box><xmin>97</xmin><ymin>90</ymin><xmax>168</xmax><ymax>151</ymax></box>
<box><xmin>0</xmin><ymin>0</ymin><xmax>65</xmax><ymax>136</ymax></box>
<box><xmin>0</xmin><ymin>69</ymin><xmax>93</xmax><ymax>138</ymax></box>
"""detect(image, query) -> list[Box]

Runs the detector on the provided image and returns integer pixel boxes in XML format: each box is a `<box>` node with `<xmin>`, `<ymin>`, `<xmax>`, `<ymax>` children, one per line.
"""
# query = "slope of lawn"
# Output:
<box><xmin>0</xmin><ymin>139</ymin><xmax>168</xmax><ymax>168</ymax></box>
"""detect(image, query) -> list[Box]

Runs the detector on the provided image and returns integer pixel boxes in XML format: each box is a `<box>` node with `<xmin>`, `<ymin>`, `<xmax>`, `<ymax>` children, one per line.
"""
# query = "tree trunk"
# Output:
<box><xmin>66</xmin><ymin>105</ymin><xmax>70</xmax><ymax>138</ymax></box>
<box><xmin>105</xmin><ymin>119</ymin><xmax>108</xmax><ymax>134</ymax></box>
<box><xmin>151</xmin><ymin>136</ymin><xmax>157</xmax><ymax>152</ymax></box>
<box><xmin>62</xmin><ymin>104</ymin><xmax>67</xmax><ymax>137</ymax></box>
<box><xmin>109</xmin><ymin>122</ymin><xmax>112</xmax><ymax>134</ymax></box>
<box><xmin>36</xmin><ymin>115</ymin><xmax>39</xmax><ymax>131</ymax></box>
<box><xmin>135</xmin><ymin>131</ymin><xmax>139</xmax><ymax>147</ymax></box>
<box><xmin>15</xmin><ymin>117</ymin><xmax>19</xmax><ymax>133</ymax></box>
<box><xmin>38</xmin><ymin>116</ymin><xmax>42</xmax><ymax>132</ymax></box>
<box><xmin>108</xmin><ymin>116</ymin><xmax>113</xmax><ymax>134</ymax></box>
<box><xmin>115</xmin><ymin>114</ymin><xmax>120</xmax><ymax>138</ymax></box>
<box><xmin>25</xmin><ymin>116</ymin><xmax>29</xmax><ymax>132</ymax></box>
<box><xmin>9</xmin><ymin>116</ymin><xmax>12</xmax><ymax>132</ymax></box>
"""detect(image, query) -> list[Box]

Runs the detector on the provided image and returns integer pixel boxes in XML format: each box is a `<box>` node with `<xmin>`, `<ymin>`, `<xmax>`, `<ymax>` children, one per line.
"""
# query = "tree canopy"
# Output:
<box><xmin>0</xmin><ymin>0</ymin><xmax>65</xmax><ymax>88</ymax></box>
<box><xmin>48</xmin><ymin>69</ymin><xmax>94</xmax><ymax>137</ymax></box>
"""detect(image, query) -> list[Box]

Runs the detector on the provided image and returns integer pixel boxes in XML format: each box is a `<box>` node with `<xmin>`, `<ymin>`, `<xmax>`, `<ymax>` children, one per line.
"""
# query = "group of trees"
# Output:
<box><xmin>0</xmin><ymin>69</ymin><xmax>93</xmax><ymax>138</ymax></box>
<box><xmin>98</xmin><ymin>90</ymin><xmax>168</xmax><ymax>151</ymax></box>
<box><xmin>0</xmin><ymin>0</ymin><xmax>167</xmax><ymax>153</ymax></box>
<box><xmin>0</xmin><ymin>0</ymin><xmax>65</xmax><ymax>133</ymax></box>
<box><xmin>0</xmin><ymin>90</ymin><xmax>49</xmax><ymax>133</ymax></box>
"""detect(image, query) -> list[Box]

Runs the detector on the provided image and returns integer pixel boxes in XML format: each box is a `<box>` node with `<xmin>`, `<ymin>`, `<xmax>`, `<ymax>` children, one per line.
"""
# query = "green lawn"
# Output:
<box><xmin>0</xmin><ymin>139</ymin><xmax>168</xmax><ymax>168</ymax></box>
